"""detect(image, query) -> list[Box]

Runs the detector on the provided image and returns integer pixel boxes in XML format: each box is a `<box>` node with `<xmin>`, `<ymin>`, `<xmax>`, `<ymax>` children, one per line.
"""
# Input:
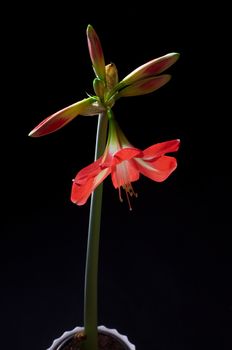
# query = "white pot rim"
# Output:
<box><xmin>47</xmin><ymin>325</ymin><xmax>135</xmax><ymax>350</ymax></box>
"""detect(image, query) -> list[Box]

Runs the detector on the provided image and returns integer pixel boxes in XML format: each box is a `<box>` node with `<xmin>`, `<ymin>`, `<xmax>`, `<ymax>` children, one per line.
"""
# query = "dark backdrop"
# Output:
<box><xmin>1</xmin><ymin>2</ymin><xmax>231</xmax><ymax>350</ymax></box>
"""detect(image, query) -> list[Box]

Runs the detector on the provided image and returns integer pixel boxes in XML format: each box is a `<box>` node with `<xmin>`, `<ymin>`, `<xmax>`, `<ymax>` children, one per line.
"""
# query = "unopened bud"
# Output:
<box><xmin>105</xmin><ymin>63</ymin><xmax>118</xmax><ymax>91</ymax></box>
<box><xmin>93</xmin><ymin>78</ymin><xmax>105</xmax><ymax>99</ymax></box>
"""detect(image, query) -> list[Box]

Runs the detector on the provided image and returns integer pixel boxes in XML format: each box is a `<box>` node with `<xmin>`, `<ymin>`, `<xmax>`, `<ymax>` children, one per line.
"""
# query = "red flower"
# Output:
<box><xmin>71</xmin><ymin>113</ymin><xmax>180</xmax><ymax>209</ymax></box>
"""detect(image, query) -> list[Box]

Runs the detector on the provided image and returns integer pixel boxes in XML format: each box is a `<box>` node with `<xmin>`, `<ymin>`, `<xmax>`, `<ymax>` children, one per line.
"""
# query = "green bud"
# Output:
<box><xmin>93</xmin><ymin>78</ymin><xmax>105</xmax><ymax>99</ymax></box>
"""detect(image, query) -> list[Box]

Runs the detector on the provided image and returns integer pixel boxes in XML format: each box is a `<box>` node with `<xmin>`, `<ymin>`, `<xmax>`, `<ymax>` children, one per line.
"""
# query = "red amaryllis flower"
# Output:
<box><xmin>71</xmin><ymin>112</ymin><xmax>180</xmax><ymax>209</ymax></box>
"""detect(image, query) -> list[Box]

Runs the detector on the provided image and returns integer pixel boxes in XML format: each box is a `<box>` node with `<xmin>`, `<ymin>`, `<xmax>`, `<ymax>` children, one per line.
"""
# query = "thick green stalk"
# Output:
<box><xmin>83</xmin><ymin>112</ymin><xmax>108</xmax><ymax>350</ymax></box>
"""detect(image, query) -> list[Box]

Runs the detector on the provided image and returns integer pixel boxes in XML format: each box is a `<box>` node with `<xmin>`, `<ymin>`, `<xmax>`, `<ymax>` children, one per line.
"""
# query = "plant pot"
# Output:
<box><xmin>48</xmin><ymin>325</ymin><xmax>135</xmax><ymax>350</ymax></box>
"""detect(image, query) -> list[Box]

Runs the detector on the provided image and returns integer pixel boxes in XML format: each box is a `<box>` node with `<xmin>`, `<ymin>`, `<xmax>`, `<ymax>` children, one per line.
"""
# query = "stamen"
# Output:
<box><xmin>125</xmin><ymin>188</ymin><xmax>132</xmax><ymax>211</ymax></box>
<box><xmin>127</xmin><ymin>183</ymin><xmax>138</xmax><ymax>198</ymax></box>
<box><xmin>121</xmin><ymin>182</ymin><xmax>138</xmax><ymax>210</ymax></box>
<box><xmin>114</xmin><ymin>161</ymin><xmax>138</xmax><ymax>209</ymax></box>
<box><xmin>118</xmin><ymin>187</ymin><xmax>123</xmax><ymax>202</ymax></box>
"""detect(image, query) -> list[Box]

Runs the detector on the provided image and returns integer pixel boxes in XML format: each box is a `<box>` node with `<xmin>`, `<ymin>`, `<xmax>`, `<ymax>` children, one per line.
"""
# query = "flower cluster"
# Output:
<box><xmin>29</xmin><ymin>25</ymin><xmax>180</xmax><ymax>207</ymax></box>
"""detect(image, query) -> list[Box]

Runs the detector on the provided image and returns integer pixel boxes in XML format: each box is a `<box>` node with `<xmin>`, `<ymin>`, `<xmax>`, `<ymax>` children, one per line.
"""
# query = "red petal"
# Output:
<box><xmin>71</xmin><ymin>177</ymin><xmax>95</xmax><ymax>205</ymax></box>
<box><xmin>75</xmin><ymin>157</ymin><xmax>104</xmax><ymax>183</ymax></box>
<box><xmin>111</xmin><ymin>159</ymin><xmax>140</xmax><ymax>189</ymax></box>
<box><xmin>135</xmin><ymin>156</ymin><xmax>177</xmax><ymax>182</ymax></box>
<box><xmin>113</xmin><ymin>147</ymin><xmax>142</xmax><ymax>163</ymax></box>
<box><xmin>142</xmin><ymin>139</ymin><xmax>180</xmax><ymax>160</ymax></box>
<box><xmin>71</xmin><ymin>167</ymin><xmax>110</xmax><ymax>205</ymax></box>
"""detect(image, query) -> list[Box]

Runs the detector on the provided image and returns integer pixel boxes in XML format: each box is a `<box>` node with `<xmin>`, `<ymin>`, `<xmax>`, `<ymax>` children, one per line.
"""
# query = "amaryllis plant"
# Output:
<box><xmin>29</xmin><ymin>25</ymin><xmax>180</xmax><ymax>350</ymax></box>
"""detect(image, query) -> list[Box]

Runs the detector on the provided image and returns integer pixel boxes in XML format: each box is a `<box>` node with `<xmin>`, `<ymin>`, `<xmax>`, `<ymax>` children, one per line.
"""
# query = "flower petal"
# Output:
<box><xmin>113</xmin><ymin>147</ymin><xmax>142</xmax><ymax>163</ymax></box>
<box><xmin>119</xmin><ymin>53</ymin><xmax>180</xmax><ymax>86</ymax></box>
<box><xmin>111</xmin><ymin>159</ymin><xmax>140</xmax><ymax>188</ymax></box>
<box><xmin>75</xmin><ymin>157</ymin><xmax>104</xmax><ymax>183</ymax></box>
<box><xmin>71</xmin><ymin>167</ymin><xmax>110</xmax><ymax>205</ymax></box>
<box><xmin>28</xmin><ymin>97</ymin><xmax>102</xmax><ymax>137</ymax></box>
<box><xmin>117</xmin><ymin>75</ymin><xmax>171</xmax><ymax>97</ymax></box>
<box><xmin>135</xmin><ymin>155</ymin><xmax>177</xmax><ymax>182</ymax></box>
<box><xmin>142</xmin><ymin>139</ymin><xmax>180</xmax><ymax>160</ymax></box>
<box><xmin>87</xmin><ymin>25</ymin><xmax>106</xmax><ymax>80</ymax></box>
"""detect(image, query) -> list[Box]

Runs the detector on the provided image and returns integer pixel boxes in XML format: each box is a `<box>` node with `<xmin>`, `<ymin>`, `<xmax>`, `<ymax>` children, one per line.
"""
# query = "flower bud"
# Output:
<box><xmin>87</xmin><ymin>25</ymin><xmax>106</xmax><ymax>80</ymax></box>
<box><xmin>105</xmin><ymin>63</ymin><xmax>118</xmax><ymax>91</ymax></box>
<box><xmin>93</xmin><ymin>78</ymin><xmax>105</xmax><ymax>99</ymax></box>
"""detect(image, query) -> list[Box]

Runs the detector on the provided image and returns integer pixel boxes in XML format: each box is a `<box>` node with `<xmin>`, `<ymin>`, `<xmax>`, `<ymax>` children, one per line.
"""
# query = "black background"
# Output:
<box><xmin>1</xmin><ymin>2</ymin><xmax>231</xmax><ymax>350</ymax></box>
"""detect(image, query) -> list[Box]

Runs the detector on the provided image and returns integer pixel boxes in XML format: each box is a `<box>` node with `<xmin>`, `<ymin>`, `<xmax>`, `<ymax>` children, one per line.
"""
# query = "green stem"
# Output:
<box><xmin>83</xmin><ymin>112</ymin><xmax>108</xmax><ymax>350</ymax></box>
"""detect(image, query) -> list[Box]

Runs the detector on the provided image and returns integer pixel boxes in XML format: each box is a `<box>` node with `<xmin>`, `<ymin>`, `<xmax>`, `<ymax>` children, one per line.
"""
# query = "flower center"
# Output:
<box><xmin>115</xmin><ymin>162</ymin><xmax>138</xmax><ymax>211</ymax></box>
